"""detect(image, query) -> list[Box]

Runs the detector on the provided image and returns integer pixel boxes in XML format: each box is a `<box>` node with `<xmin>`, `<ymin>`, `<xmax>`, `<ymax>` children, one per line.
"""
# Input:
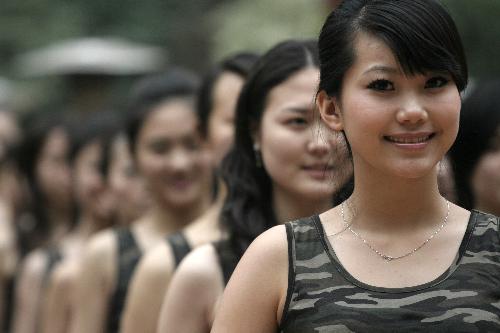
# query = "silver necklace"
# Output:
<box><xmin>341</xmin><ymin>200</ymin><xmax>450</xmax><ymax>262</ymax></box>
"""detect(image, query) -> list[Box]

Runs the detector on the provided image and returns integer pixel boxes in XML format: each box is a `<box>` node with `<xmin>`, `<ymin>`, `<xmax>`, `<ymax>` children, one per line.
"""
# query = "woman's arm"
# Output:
<box><xmin>121</xmin><ymin>243</ymin><xmax>175</xmax><ymax>333</ymax></box>
<box><xmin>211</xmin><ymin>225</ymin><xmax>289</xmax><ymax>333</ymax></box>
<box><xmin>40</xmin><ymin>262</ymin><xmax>73</xmax><ymax>333</ymax></box>
<box><xmin>11</xmin><ymin>250</ymin><xmax>47</xmax><ymax>333</ymax></box>
<box><xmin>69</xmin><ymin>232</ymin><xmax>115</xmax><ymax>333</ymax></box>
<box><xmin>157</xmin><ymin>244</ymin><xmax>223</xmax><ymax>333</ymax></box>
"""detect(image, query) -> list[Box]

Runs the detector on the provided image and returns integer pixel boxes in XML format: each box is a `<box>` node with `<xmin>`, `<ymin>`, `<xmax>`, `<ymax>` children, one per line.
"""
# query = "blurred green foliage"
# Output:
<box><xmin>209</xmin><ymin>0</ymin><xmax>328</xmax><ymax>59</ymax></box>
<box><xmin>0</xmin><ymin>0</ymin><xmax>498</xmax><ymax>111</ymax></box>
<box><xmin>0</xmin><ymin>0</ymin><xmax>226</xmax><ymax>75</ymax></box>
<box><xmin>442</xmin><ymin>0</ymin><xmax>500</xmax><ymax>80</ymax></box>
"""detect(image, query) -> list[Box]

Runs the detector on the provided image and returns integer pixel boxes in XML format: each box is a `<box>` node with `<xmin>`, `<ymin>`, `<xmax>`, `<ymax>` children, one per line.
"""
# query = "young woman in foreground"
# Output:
<box><xmin>212</xmin><ymin>0</ymin><xmax>500</xmax><ymax>332</ymax></box>
<box><xmin>157</xmin><ymin>39</ymin><xmax>352</xmax><ymax>333</ymax></box>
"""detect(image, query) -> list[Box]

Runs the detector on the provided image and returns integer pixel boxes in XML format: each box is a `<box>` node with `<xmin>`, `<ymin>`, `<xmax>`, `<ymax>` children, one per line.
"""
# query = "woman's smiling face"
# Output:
<box><xmin>135</xmin><ymin>98</ymin><xmax>212</xmax><ymax>209</ymax></box>
<box><xmin>328</xmin><ymin>32</ymin><xmax>461</xmax><ymax>180</ymax></box>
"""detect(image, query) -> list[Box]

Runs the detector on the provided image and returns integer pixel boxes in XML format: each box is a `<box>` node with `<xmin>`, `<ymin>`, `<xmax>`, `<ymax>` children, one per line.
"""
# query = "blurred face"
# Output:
<box><xmin>208</xmin><ymin>72</ymin><xmax>244</xmax><ymax>165</ymax></box>
<box><xmin>108</xmin><ymin>134</ymin><xmax>150</xmax><ymax>224</ymax></box>
<box><xmin>0</xmin><ymin>111</ymin><xmax>20</xmax><ymax>162</ymax></box>
<box><xmin>73</xmin><ymin>141</ymin><xmax>114</xmax><ymax>223</ymax></box>
<box><xmin>437</xmin><ymin>155</ymin><xmax>457</xmax><ymax>203</ymax></box>
<box><xmin>35</xmin><ymin>127</ymin><xmax>72</xmax><ymax>209</ymax></box>
<box><xmin>136</xmin><ymin>98</ymin><xmax>212</xmax><ymax>209</ymax></box>
<box><xmin>256</xmin><ymin>67</ymin><xmax>349</xmax><ymax>201</ymax></box>
<box><xmin>322</xmin><ymin>32</ymin><xmax>461</xmax><ymax>180</ymax></box>
<box><xmin>471</xmin><ymin>127</ymin><xmax>500</xmax><ymax>213</ymax></box>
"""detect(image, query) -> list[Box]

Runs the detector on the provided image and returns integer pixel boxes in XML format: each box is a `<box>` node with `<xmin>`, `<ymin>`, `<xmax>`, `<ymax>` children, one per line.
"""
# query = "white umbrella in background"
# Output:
<box><xmin>15</xmin><ymin>37</ymin><xmax>167</xmax><ymax>77</ymax></box>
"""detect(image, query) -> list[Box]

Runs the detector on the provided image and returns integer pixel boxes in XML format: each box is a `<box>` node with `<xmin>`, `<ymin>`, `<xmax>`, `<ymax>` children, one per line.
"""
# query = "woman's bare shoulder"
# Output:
<box><xmin>133</xmin><ymin>241</ymin><xmax>174</xmax><ymax>281</ymax></box>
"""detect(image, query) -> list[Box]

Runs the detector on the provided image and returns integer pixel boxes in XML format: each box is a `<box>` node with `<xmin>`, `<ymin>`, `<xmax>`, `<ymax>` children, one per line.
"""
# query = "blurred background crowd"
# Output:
<box><xmin>0</xmin><ymin>0</ymin><xmax>498</xmax><ymax>332</ymax></box>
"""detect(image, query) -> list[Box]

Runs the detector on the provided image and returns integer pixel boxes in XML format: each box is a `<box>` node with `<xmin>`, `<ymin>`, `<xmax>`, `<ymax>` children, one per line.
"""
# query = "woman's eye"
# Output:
<box><xmin>367</xmin><ymin>79</ymin><xmax>394</xmax><ymax>91</ymax></box>
<box><xmin>149</xmin><ymin>141</ymin><xmax>169</xmax><ymax>154</ymax></box>
<box><xmin>287</xmin><ymin>118</ymin><xmax>308</xmax><ymax>126</ymax></box>
<box><xmin>425</xmin><ymin>76</ymin><xmax>449</xmax><ymax>89</ymax></box>
<box><xmin>184</xmin><ymin>138</ymin><xmax>201</xmax><ymax>151</ymax></box>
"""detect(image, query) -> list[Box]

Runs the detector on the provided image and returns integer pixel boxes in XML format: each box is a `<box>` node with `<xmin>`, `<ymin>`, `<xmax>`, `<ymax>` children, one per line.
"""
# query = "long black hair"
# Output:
<box><xmin>220</xmin><ymin>40</ymin><xmax>323</xmax><ymax>257</ymax></box>
<box><xmin>449</xmin><ymin>80</ymin><xmax>500</xmax><ymax>209</ymax></box>
<box><xmin>318</xmin><ymin>0</ymin><xmax>468</xmax><ymax>98</ymax></box>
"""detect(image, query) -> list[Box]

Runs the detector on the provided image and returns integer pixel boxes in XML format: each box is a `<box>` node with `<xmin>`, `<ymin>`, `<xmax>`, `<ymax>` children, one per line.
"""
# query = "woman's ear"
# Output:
<box><xmin>316</xmin><ymin>90</ymin><xmax>343</xmax><ymax>131</ymax></box>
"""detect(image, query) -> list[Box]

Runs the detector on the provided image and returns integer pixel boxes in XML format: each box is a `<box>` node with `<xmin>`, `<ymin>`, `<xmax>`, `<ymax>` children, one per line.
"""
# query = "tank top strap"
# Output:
<box><xmin>213</xmin><ymin>240</ymin><xmax>240</xmax><ymax>286</ymax></box>
<box><xmin>165</xmin><ymin>232</ymin><xmax>192</xmax><ymax>268</ymax></box>
<box><xmin>464</xmin><ymin>210</ymin><xmax>500</xmax><ymax>260</ymax></box>
<box><xmin>106</xmin><ymin>227</ymin><xmax>142</xmax><ymax>332</ymax></box>
<box><xmin>43</xmin><ymin>246</ymin><xmax>63</xmax><ymax>286</ymax></box>
<box><xmin>280</xmin><ymin>215</ymin><xmax>338</xmax><ymax>330</ymax></box>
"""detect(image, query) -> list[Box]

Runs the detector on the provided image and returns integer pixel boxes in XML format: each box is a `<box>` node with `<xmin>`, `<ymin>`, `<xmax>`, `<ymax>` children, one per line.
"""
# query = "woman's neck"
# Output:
<box><xmin>145</xmin><ymin>195</ymin><xmax>212</xmax><ymax>234</ymax></box>
<box><xmin>349</xmin><ymin>164</ymin><xmax>446</xmax><ymax>232</ymax></box>
<box><xmin>73</xmin><ymin>212</ymin><xmax>101</xmax><ymax>239</ymax></box>
<box><xmin>45</xmin><ymin>206</ymin><xmax>73</xmax><ymax>240</ymax></box>
<box><xmin>273</xmin><ymin>188</ymin><xmax>333</xmax><ymax>224</ymax></box>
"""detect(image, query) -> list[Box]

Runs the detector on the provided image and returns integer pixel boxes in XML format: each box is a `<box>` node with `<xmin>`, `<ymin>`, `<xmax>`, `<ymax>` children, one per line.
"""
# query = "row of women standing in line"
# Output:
<box><xmin>4</xmin><ymin>1</ymin><xmax>500</xmax><ymax>332</ymax></box>
<box><xmin>6</xmin><ymin>53</ymin><xmax>252</xmax><ymax>332</ymax></box>
<box><xmin>6</xmin><ymin>40</ymin><xmax>346</xmax><ymax>333</ymax></box>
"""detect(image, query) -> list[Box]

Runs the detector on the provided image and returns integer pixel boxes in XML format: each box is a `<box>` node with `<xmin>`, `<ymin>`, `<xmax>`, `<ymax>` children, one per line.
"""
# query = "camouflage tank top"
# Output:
<box><xmin>280</xmin><ymin>210</ymin><xmax>500</xmax><ymax>332</ymax></box>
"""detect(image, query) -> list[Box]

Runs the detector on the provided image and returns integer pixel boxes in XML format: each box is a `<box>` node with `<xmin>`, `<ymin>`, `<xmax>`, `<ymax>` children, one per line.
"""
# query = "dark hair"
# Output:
<box><xmin>68</xmin><ymin>110</ymin><xmax>124</xmax><ymax>178</ymax></box>
<box><xmin>16</xmin><ymin>112</ymin><xmax>73</xmax><ymax>237</ymax></box>
<box><xmin>220</xmin><ymin>40</ymin><xmax>320</xmax><ymax>256</ymax></box>
<box><xmin>126</xmin><ymin>68</ymin><xmax>199</xmax><ymax>155</ymax></box>
<box><xmin>449</xmin><ymin>80</ymin><xmax>500</xmax><ymax>209</ymax></box>
<box><xmin>318</xmin><ymin>0</ymin><xmax>468</xmax><ymax>98</ymax></box>
<box><xmin>197</xmin><ymin>52</ymin><xmax>259</xmax><ymax>138</ymax></box>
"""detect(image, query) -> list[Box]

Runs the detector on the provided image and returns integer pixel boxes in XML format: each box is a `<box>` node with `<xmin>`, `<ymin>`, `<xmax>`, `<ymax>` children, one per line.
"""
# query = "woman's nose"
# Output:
<box><xmin>396</xmin><ymin>97</ymin><xmax>429</xmax><ymax>125</ymax></box>
<box><xmin>307</xmin><ymin>136</ymin><xmax>331</xmax><ymax>156</ymax></box>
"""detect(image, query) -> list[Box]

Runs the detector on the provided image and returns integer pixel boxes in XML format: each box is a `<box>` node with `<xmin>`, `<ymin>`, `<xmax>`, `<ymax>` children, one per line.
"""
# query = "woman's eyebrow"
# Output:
<box><xmin>280</xmin><ymin>106</ymin><xmax>309</xmax><ymax>114</ymax></box>
<box><xmin>363</xmin><ymin>65</ymin><xmax>400</xmax><ymax>75</ymax></box>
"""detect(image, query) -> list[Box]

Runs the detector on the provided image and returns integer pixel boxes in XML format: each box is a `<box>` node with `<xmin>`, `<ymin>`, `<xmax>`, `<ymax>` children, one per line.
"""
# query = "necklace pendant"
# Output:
<box><xmin>382</xmin><ymin>255</ymin><xmax>394</xmax><ymax>262</ymax></box>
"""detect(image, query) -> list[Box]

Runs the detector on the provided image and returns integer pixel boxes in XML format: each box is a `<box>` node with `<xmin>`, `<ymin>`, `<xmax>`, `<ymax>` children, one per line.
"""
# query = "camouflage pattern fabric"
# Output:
<box><xmin>280</xmin><ymin>210</ymin><xmax>500</xmax><ymax>332</ymax></box>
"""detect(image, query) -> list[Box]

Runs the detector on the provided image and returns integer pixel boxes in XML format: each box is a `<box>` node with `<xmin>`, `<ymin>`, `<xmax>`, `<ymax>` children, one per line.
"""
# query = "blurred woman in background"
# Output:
<box><xmin>11</xmin><ymin>113</ymin><xmax>74</xmax><ymax>333</ymax></box>
<box><xmin>0</xmin><ymin>108</ymin><xmax>22</xmax><ymax>332</ymax></box>
<box><xmin>121</xmin><ymin>52</ymin><xmax>258</xmax><ymax>333</ymax></box>
<box><xmin>38</xmin><ymin>111</ymin><xmax>122</xmax><ymax>333</ymax></box>
<box><xmin>107</xmin><ymin>131</ymin><xmax>150</xmax><ymax>227</ymax></box>
<box><xmin>70</xmin><ymin>68</ymin><xmax>214</xmax><ymax>333</ymax></box>
<box><xmin>450</xmin><ymin>79</ymin><xmax>500</xmax><ymax>216</ymax></box>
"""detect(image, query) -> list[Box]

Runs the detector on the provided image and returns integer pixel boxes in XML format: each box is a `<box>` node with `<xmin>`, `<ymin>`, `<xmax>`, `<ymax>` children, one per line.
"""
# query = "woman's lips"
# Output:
<box><xmin>303</xmin><ymin>165</ymin><xmax>334</xmax><ymax>179</ymax></box>
<box><xmin>384</xmin><ymin>133</ymin><xmax>435</xmax><ymax>149</ymax></box>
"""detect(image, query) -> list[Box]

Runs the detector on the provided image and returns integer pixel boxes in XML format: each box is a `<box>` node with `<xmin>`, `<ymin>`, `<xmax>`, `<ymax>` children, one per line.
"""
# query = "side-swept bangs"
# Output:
<box><xmin>356</xmin><ymin>0</ymin><xmax>467</xmax><ymax>91</ymax></box>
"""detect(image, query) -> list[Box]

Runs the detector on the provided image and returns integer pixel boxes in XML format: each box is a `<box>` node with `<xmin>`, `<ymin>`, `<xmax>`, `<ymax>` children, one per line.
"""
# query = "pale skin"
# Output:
<box><xmin>11</xmin><ymin>128</ymin><xmax>73</xmax><ymax>333</ymax></box>
<box><xmin>120</xmin><ymin>72</ymin><xmax>245</xmax><ymax>333</ymax></box>
<box><xmin>120</xmin><ymin>194</ymin><xmax>223</xmax><ymax>333</ymax></box>
<box><xmin>69</xmin><ymin>100</ymin><xmax>213</xmax><ymax>333</ymax></box>
<box><xmin>39</xmin><ymin>138</ymin><xmax>118</xmax><ymax>333</ymax></box>
<box><xmin>158</xmin><ymin>67</ymin><xmax>341</xmax><ymax>333</ymax></box>
<box><xmin>211</xmin><ymin>32</ymin><xmax>471</xmax><ymax>332</ymax></box>
<box><xmin>0</xmin><ymin>200</ymin><xmax>16</xmax><ymax>330</ymax></box>
<box><xmin>11</xmin><ymin>250</ymin><xmax>47</xmax><ymax>333</ymax></box>
<box><xmin>40</xmin><ymin>255</ymin><xmax>79</xmax><ymax>333</ymax></box>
